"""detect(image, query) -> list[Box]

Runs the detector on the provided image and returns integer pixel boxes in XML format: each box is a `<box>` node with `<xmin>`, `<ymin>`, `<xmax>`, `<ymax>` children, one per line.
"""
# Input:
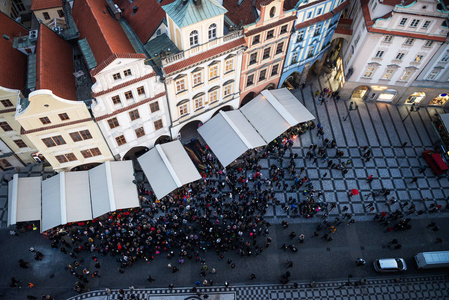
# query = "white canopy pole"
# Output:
<box><xmin>105</xmin><ymin>161</ymin><xmax>116</xmax><ymax>212</ymax></box>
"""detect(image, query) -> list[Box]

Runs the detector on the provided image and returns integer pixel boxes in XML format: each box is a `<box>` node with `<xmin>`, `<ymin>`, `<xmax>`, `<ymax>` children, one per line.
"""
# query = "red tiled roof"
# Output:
<box><xmin>31</xmin><ymin>0</ymin><xmax>62</xmax><ymax>11</ymax></box>
<box><xmin>90</xmin><ymin>53</ymin><xmax>146</xmax><ymax>77</ymax></box>
<box><xmin>296</xmin><ymin>1</ymin><xmax>349</xmax><ymax>30</ymax></box>
<box><xmin>223</xmin><ymin>0</ymin><xmax>265</xmax><ymax>26</ymax></box>
<box><xmin>164</xmin><ymin>37</ymin><xmax>245</xmax><ymax>75</ymax></box>
<box><xmin>284</xmin><ymin>0</ymin><xmax>298</xmax><ymax>11</ymax></box>
<box><xmin>245</xmin><ymin>14</ymin><xmax>296</xmax><ymax>36</ymax></box>
<box><xmin>335</xmin><ymin>27</ymin><xmax>353</xmax><ymax>35</ymax></box>
<box><xmin>115</xmin><ymin>0</ymin><xmax>176</xmax><ymax>44</ymax></box>
<box><xmin>0</xmin><ymin>13</ymin><xmax>28</xmax><ymax>90</ymax></box>
<box><xmin>72</xmin><ymin>0</ymin><xmax>137</xmax><ymax>76</ymax></box>
<box><xmin>36</xmin><ymin>24</ymin><xmax>77</xmax><ymax>100</ymax></box>
<box><xmin>361</xmin><ymin>0</ymin><xmax>447</xmax><ymax>42</ymax></box>
<box><xmin>92</xmin><ymin>71</ymin><xmax>156</xmax><ymax>97</ymax></box>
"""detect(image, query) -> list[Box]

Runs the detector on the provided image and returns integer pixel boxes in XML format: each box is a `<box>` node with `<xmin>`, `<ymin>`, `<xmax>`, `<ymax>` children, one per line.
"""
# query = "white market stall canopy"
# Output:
<box><xmin>89</xmin><ymin>160</ymin><xmax>139</xmax><ymax>219</ymax></box>
<box><xmin>199</xmin><ymin>88</ymin><xmax>315</xmax><ymax>167</ymax></box>
<box><xmin>138</xmin><ymin>140</ymin><xmax>202</xmax><ymax>199</ymax></box>
<box><xmin>197</xmin><ymin>110</ymin><xmax>266</xmax><ymax>167</ymax></box>
<box><xmin>7</xmin><ymin>174</ymin><xmax>41</xmax><ymax>226</ymax></box>
<box><xmin>440</xmin><ymin>113</ymin><xmax>449</xmax><ymax>132</ymax></box>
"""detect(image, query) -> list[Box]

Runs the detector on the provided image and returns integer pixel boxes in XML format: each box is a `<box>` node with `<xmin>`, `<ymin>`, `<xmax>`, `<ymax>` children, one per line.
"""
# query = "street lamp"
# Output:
<box><xmin>402</xmin><ymin>102</ymin><xmax>420</xmax><ymax>122</ymax></box>
<box><xmin>343</xmin><ymin>102</ymin><xmax>359</xmax><ymax>121</ymax></box>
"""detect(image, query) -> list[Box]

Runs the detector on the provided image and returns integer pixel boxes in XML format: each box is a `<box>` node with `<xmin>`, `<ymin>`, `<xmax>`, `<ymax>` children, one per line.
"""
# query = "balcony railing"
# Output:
<box><xmin>162</xmin><ymin>30</ymin><xmax>243</xmax><ymax>66</ymax></box>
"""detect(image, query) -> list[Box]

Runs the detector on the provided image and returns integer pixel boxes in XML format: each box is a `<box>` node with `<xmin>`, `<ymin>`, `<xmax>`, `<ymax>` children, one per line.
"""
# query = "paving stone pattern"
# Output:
<box><xmin>68</xmin><ymin>275</ymin><xmax>449</xmax><ymax>300</ymax></box>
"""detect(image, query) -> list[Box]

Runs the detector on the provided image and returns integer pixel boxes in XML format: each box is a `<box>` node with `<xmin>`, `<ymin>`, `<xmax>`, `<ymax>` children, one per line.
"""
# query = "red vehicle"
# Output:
<box><xmin>422</xmin><ymin>150</ymin><xmax>448</xmax><ymax>175</ymax></box>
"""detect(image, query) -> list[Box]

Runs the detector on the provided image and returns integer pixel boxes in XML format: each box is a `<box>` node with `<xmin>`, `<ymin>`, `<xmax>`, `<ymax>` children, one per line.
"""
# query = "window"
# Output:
<box><xmin>441</xmin><ymin>54</ymin><xmax>449</xmax><ymax>62</ymax></box>
<box><xmin>225</xmin><ymin>59</ymin><xmax>234</xmax><ymax>72</ymax></box>
<box><xmin>249</xmin><ymin>53</ymin><xmax>257</xmax><ymax>65</ymax></box>
<box><xmin>58</xmin><ymin>113</ymin><xmax>69</xmax><ymax>121</ymax></box>
<box><xmin>354</xmin><ymin>34</ymin><xmax>361</xmax><ymax>46</ymax></box>
<box><xmin>111</xmin><ymin>95</ymin><xmax>121</xmax><ymax>105</ymax></box>
<box><xmin>263</xmin><ymin>47</ymin><xmax>271</xmax><ymax>60</ymax></box>
<box><xmin>410</xmin><ymin>19</ymin><xmax>420</xmax><ymax>27</ymax></box>
<box><xmin>129</xmin><ymin>109</ymin><xmax>140</xmax><ymax>121</ymax></box>
<box><xmin>269</xmin><ymin>6</ymin><xmax>275</xmax><ymax>18</ymax></box>
<box><xmin>422</xmin><ymin>21</ymin><xmax>431</xmax><ymax>29</ymax></box>
<box><xmin>55</xmin><ymin>155</ymin><xmax>68</xmax><ymax>164</ymax></box>
<box><xmin>399</xmin><ymin>18</ymin><xmax>408</xmax><ymax>26</ymax></box>
<box><xmin>208</xmin><ymin>23</ymin><xmax>217</xmax><ymax>40</ymax></box>
<box><xmin>42</xmin><ymin>138</ymin><xmax>56</xmax><ymax>147</ymax></box>
<box><xmin>280</xmin><ymin>25</ymin><xmax>288</xmax><ymax>34</ymax></box>
<box><xmin>424</xmin><ymin>41</ymin><xmax>433</xmax><ymax>47</ymax></box>
<box><xmin>259</xmin><ymin>69</ymin><xmax>267</xmax><ymax>81</ymax></box>
<box><xmin>209</xmin><ymin>65</ymin><xmax>218</xmax><ymax>79</ymax></box>
<box><xmin>124</xmin><ymin>69</ymin><xmax>132</xmax><ymax>76</ymax></box>
<box><xmin>271</xmin><ymin>64</ymin><xmax>279</xmax><ymax>76</ymax></box>
<box><xmin>400</xmin><ymin>70</ymin><xmax>413</xmax><ymax>81</ymax></box>
<box><xmin>276</xmin><ymin>42</ymin><xmax>284</xmax><ymax>54</ymax></box>
<box><xmin>267</xmin><ymin>30</ymin><xmax>274</xmax><ymax>39</ymax></box>
<box><xmin>150</xmin><ymin>101</ymin><xmax>160</xmax><ymax>113</ymax></box>
<box><xmin>57</xmin><ymin>9</ymin><xmax>64</xmax><ymax>17</ymax></box>
<box><xmin>137</xmin><ymin>86</ymin><xmax>145</xmax><ymax>95</ymax></box>
<box><xmin>115</xmin><ymin>135</ymin><xmax>127</xmax><ymax>146</ymax></box>
<box><xmin>125</xmin><ymin>91</ymin><xmax>133</xmax><ymax>100</ymax></box>
<box><xmin>194</xmin><ymin>96</ymin><xmax>204</xmax><ymax>109</ymax></box>
<box><xmin>156</xmin><ymin>29</ymin><xmax>162</xmax><ymax>36</ymax></box>
<box><xmin>14</xmin><ymin>139</ymin><xmax>27</xmax><ymax>148</ymax></box>
<box><xmin>154</xmin><ymin>119</ymin><xmax>163</xmax><ymax>130</ymax></box>
<box><xmin>383</xmin><ymin>35</ymin><xmax>393</xmax><ymax>43</ymax></box>
<box><xmin>175</xmin><ymin>79</ymin><xmax>186</xmax><ymax>93</ymax></box>
<box><xmin>371</xmin><ymin>1</ymin><xmax>377</xmax><ymax>11</ymax></box>
<box><xmin>427</xmin><ymin>69</ymin><xmax>440</xmax><ymax>80</ymax></box>
<box><xmin>363</xmin><ymin>66</ymin><xmax>376</xmax><ymax>78</ymax></box>
<box><xmin>53</xmin><ymin>135</ymin><xmax>66</xmax><ymax>145</ymax></box>
<box><xmin>209</xmin><ymin>90</ymin><xmax>218</xmax><ymax>103</ymax></box>
<box><xmin>291</xmin><ymin>52</ymin><xmax>298</xmax><ymax>64</ymax></box>
<box><xmin>113</xmin><ymin>73</ymin><xmax>121</xmax><ymax>80</ymax></box>
<box><xmin>317</xmin><ymin>8</ymin><xmax>322</xmax><ymax>15</ymax></box>
<box><xmin>224</xmin><ymin>84</ymin><xmax>232</xmax><ymax>96</ymax></box>
<box><xmin>414</xmin><ymin>55</ymin><xmax>423</xmax><ymax>62</ymax></box>
<box><xmin>395</xmin><ymin>52</ymin><xmax>405</xmax><ymax>60</ymax></box>
<box><xmin>190</xmin><ymin>30</ymin><xmax>199</xmax><ymax>46</ymax></box>
<box><xmin>81</xmin><ymin>148</ymin><xmax>102</xmax><ymax>158</ymax></box>
<box><xmin>375</xmin><ymin>50</ymin><xmax>384</xmax><ymax>58</ymax></box>
<box><xmin>107</xmin><ymin>117</ymin><xmax>119</xmax><ymax>129</ymax></box>
<box><xmin>381</xmin><ymin>68</ymin><xmax>395</xmax><ymax>80</ymax></box>
<box><xmin>193</xmin><ymin>72</ymin><xmax>202</xmax><ymax>85</ymax></box>
<box><xmin>246</xmin><ymin>74</ymin><xmax>254</xmax><ymax>86</ymax></box>
<box><xmin>179</xmin><ymin>104</ymin><xmax>188</xmax><ymax>116</ymax></box>
<box><xmin>1</xmin><ymin>99</ymin><xmax>13</xmax><ymax>107</ymax></box>
<box><xmin>39</xmin><ymin>117</ymin><xmax>51</xmax><ymax>125</ymax></box>
<box><xmin>69</xmin><ymin>132</ymin><xmax>82</xmax><ymax>142</ymax></box>
<box><xmin>297</xmin><ymin>31</ymin><xmax>304</xmax><ymax>42</ymax></box>
<box><xmin>307</xmin><ymin>11</ymin><xmax>312</xmax><ymax>19</ymax></box>
<box><xmin>135</xmin><ymin>127</ymin><xmax>145</xmax><ymax>138</ymax></box>
<box><xmin>314</xmin><ymin>24</ymin><xmax>321</xmax><ymax>36</ymax></box>
<box><xmin>252</xmin><ymin>35</ymin><xmax>260</xmax><ymax>45</ymax></box>
<box><xmin>404</xmin><ymin>38</ymin><xmax>414</xmax><ymax>45</ymax></box>
<box><xmin>308</xmin><ymin>45</ymin><xmax>315</xmax><ymax>57</ymax></box>
<box><xmin>42</xmin><ymin>12</ymin><xmax>50</xmax><ymax>20</ymax></box>
<box><xmin>77</xmin><ymin>130</ymin><xmax>91</xmax><ymax>140</ymax></box>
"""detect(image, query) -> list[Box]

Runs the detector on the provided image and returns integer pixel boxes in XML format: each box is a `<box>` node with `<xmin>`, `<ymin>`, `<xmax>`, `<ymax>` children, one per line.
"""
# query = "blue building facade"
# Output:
<box><xmin>279</xmin><ymin>0</ymin><xmax>348</xmax><ymax>88</ymax></box>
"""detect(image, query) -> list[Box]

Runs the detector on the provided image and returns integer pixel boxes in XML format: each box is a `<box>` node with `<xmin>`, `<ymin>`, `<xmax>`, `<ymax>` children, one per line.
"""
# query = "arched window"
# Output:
<box><xmin>208</xmin><ymin>23</ymin><xmax>217</xmax><ymax>40</ymax></box>
<box><xmin>269</xmin><ymin>6</ymin><xmax>276</xmax><ymax>18</ymax></box>
<box><xmin>190</xmin><ymin>30</ymin><xmax>199</xmax><ymax>46</ymax></box>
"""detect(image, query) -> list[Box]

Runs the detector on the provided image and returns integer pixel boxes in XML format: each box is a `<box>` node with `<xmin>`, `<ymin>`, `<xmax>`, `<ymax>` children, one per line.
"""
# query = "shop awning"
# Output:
<box><xmin>440</xmin><ymin>113</ymin><xmax>449</xmax><ymax>133</ymax></box>
<box><xmin>89</xmin><ymin>161</ymin><xmax>139</xmax><ymax>219</ymax></box>
<box><xmin>240</xmin><ymin>89</ymin><xmax>315</xmax><ymax>143</ymax></box>
<box><xmin>138</xmin><ymin>140</ymin><xmax>202</xmax><ymax>199</ymax></box>
<box><xmin>198</xmin><ymin>110</ymin><xmax>266</xmax><ymax>167</ymax></box>
<box><xmin>41</xmin><ymin>171</ymin><xmax>92</xmax><ymax>232</ymax></box>
<box><xmin>7</xmin><ymin>174</ymin><xmax>41</xmax><ymax>226</ymax></box>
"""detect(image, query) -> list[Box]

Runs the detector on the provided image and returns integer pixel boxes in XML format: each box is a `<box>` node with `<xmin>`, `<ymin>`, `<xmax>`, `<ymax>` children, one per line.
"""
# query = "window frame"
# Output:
<box><xmin>154</xmin><ymin>119</ymin><xmax>163</xmax><ymax>131</ymax></box>
<box><xmin>223</xmin><ymin>84</ymin><xmax>232</xmax><ymax>97</ymax></box>
<box><xmin>79</xmin><ymin>130</ymin><xmax>92</xmax><ymax>140</ymax></box>
<box><xmin>175</xmin><ymin>78</ymin><xmax>186</xmax><ymax>93</ymax></box>
<box><xmin>209</xmin><ymin>65</ymin><xmax>218</xmax><ymax>80</ymax></box>
<box><xmin>276</xmin><ymin>42</ymin><xmax>284</xmax><ymax>54</ymax></box>
<box><xmin>107</xmin><ymin>117</ymin><xmax>120</xmax><ymax>129</ymax></box>
<box><xmin>375</xmin><ymin>50</ymin><xmax>384</xmax><ymax>58</ymax></box>
<box><xmin>422</xmin><ymin>20</ymin><xmax>431</xmax><ymax>29</ymax></box>
<box><xmin>266</xmin><ymin>29</ymin><xmax>274</xmax><ymax>40</ymax></box>
<box><xmin>280</xmin><ymin>25</ymin><xmax>288</xmax><ymax>34</ymax></box>
<box><xmin>135</xmin><ymin>127</ymin><xmax>145</xmax><ymax>138</ymax></box>
<box><xmin>58</xmin><ymin>113</ymin><xmax>70</xmax><ymax>121</ymax></box>
<box><xmin>150</xmin><ymin>101</ymin><xmax>160</xmax><ymax>113</ymax></box>
<box><xmin>263</xmin><ymin>47</ymin><xmax>271</xmax><ymax>60</ymax></box>
<box><xmin>259</xmin><ymin>69</ymin><xmax>267</xmax><ymax>81</ymax></box>
<box><xmin>246</xmin><ymin>74</ymin><xmax>254</xmax><ymax>87</ymax></box>
<box><xmin>42</xmin><ymin>12</ymin><xmax>50</xmax><ymax>20</ymax></box>
<box><xmin>129</xmin><ymin>109</ymin><xmax>140</xmax><ymax>121</ymax></box>
<box><xmin>194</xmin><ymin>96</ymin><xmax>204</xmax><ymax>109</ymax></box>
<box><xmin>115</xmin><ymin>135</ymin><xmax>127</xmax><ymax>146</ymax></box>
<box><xmin>225</xmin><ymin>59</ymin><xmax>234</xmax><ymax>72</ymax></box>
<box><xmin>190</xmin><ymin>30</ymin><xmax>199</xmax><ymax>47</ymax></box>
<box><xmin>39</xmin><ymin>117</ymin><xmax>51</xmax><ymax>125</ymax></box>
<box><xmin>271</xmin><ymin>64</ymin><xmax>279</xmax><ymax>76</ymax></box>
<box><xmin>0</xmin><ymin>99</ymin><xmax>13</xmax><ymax>107</ymax></box>
<box><xmin>137</xmin><ymin>86</ymin><xmax>145</xmax><ymax>95</ymax></box>
<box><xmin>399</xmin><ymin>18</ymin><xmax>408</xmax><ymax>26</ymax></box>
<box><xmin>124</xmin><ymin>91</ymin><xmax>133</xmax><ymax>100</ymax></box>
<box><xmin>13</xmin><ymin>139</ymin><xmax>27</xmax><ymax>148</ymax></box>
<box><xmin>124</xmin><ymin>69</ymin><xmax>132</xmax><ymax>76</ymax></box>
<box><xmin>69</xmin><ymin>132</ymin><xmax>83</xmax><ymax>142</ymax></box>
<box><xmin>410</xmin><ymin>19</ymin><xmax>420</xmax><ymax>27</ymax></box>
<box><xmin>252</xmin><ymin>35</ymin><xmax>260</xmax><ymax>45</ymax></box>
<box><xmin>179</xmin><ymin>103</ymin><xmax>188</xmax><ymax>117</ymax></box>
<box><xmin>209</xmin><ymin>90</ymin><xmax>218</xmax><ymax>103</ymax></box>
<box><xmin>193</xmin><ymin>71</ymin><xmax>202</xmax><ymax>85</ymax></box>
<box><xmin>112</xmin><ymin>73</ymin><xmax>121</xmax><ymax>80</ymax></box>
<box><xmin>208</xmin><ymin>23</ymin><xmax>217</xmax><ymax>40</ymax></box>
<box><xmin>0</xmin><ymin>121</ymin><xmax>12</xmax><ymax>131</ymax></box>
<box><xmin>249</xmin><ymin>53</ymin><xmax>257</xmax><ymax>65</ymax></box>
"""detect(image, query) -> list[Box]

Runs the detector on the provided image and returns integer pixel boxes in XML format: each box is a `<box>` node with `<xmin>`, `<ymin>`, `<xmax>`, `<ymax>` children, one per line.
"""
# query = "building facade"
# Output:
<box><xmin>223</xmin><ymin>0</ymin><xmax>297</xmax><ymax>106</ymax></box>
<box><xmin>280</xmin><ymin>0</ymin><xmax>348</xmax><ymax>88</ymax></box>
<box><xmin>31</xmin><ymin>0</ymin><xmax>66</xmax><ymax>30</ymax></box>
<box><xmin>340</xmin><ymin>0</ymin><xmax>449</xmax><ymax>105</ymax></box>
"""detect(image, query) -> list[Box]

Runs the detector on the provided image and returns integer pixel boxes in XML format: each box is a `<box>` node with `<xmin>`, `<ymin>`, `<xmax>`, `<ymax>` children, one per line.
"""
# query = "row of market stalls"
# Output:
<box><xmin>8</xmin><ymin>161</ymin><xmax>139</xmax><ymax>232</ymax></box>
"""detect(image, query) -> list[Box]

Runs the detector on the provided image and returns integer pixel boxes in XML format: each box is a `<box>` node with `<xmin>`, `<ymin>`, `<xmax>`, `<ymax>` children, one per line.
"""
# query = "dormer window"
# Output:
<box><xmin>208</xmin><ymin>24</ymin><xmax>217</xmax><ymax>40</ymax></box>
<box><xmin>124</xmin><ymin>69</ymin><xmax>132</xmax><ymax>76</ymax></box>
<box><xmin>270</xmin><ymin>7</ymin><xmax>275</xmax><ymax>18</ymax></box>
<box><xmin>190</xmin><ymin>30</ymin><xmax>199</xmax><ymax>47</ymax></box>
<box><xmin>113</xmin><ymin>73</ymin><xmax>121</xmax><ymax>80</ymax></box>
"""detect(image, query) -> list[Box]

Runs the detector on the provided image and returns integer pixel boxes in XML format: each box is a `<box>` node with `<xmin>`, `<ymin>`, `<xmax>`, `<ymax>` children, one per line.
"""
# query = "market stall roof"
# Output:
<box><xmin>198</xmin><ymin>110</ymin><xmax>266</xmax><ymax>167</ymax></box>
<box><xmin>138</xmin><ymin>140</ymin><xmax>202</xmax><ymax>199</ymax></box>
<box><xmin>240</xmin><ymin>88</ymin><xmax>315</xmax><ymax>143</ymax></box>
<box><xmin>440</xmin><ymin>113</ymin><xmax>449</xmax><ymax>132</ymax></box>
<box><xmin>7</xmin><ymin>174</ymin><xmax>41</xmax><ymax>226</ymax></box>
<box><xmin>41</xmin><ymin>171</ymin><xmax>92</xmax><ymax>232</ymax></box>
<box><xmin>89</xmin><ymin>161</ymin><xmax>139</xmax><ymax>219</ymax></box>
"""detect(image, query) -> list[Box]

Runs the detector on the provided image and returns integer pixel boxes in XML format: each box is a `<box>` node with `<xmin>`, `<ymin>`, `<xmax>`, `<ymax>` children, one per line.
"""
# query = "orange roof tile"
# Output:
<box><xmin>115</xmin><ymin>0</ymin><xmax>176</xmax><ymax>44</ymax></box>
<box><xmin>164</xmin><ymin>37</ymin><xmax>245</xmax><ymax>75</ymax></box>
<box><xmin>0</xmin><ymin>12</ymin><xmax>28</xmax><ymax>90</ymax></box>
<box><xmin>36</xmin><ymin>24</ymin><xmax>77</xmax><ymax>100</ymax></box>
<box><xmin>72</xmin><ymin>0</ymin><xmax>137</xmax><ymax>75</ymax></box>
<box><xmin>31</xmin><ymin>0</ymin><xmax>63</xmax><ymax>11</ymax></box>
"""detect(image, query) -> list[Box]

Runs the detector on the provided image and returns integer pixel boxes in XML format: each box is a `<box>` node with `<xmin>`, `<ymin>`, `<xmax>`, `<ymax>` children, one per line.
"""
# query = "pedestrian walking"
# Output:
<box><xmin>401</xmin><ymin>142</ymin><xmax>408</xmax><ymax>148</ymax></box>
<box><xmin>366</xmin><ymin>175</ymin><xmax>374</xmax><ymax>183</ymax></box>
<box><xmin>250</xmin><ymin>273</ymin><xmax>256</xmax><ymax>280</ymax></box>
<box><xmin>411</xmin><ymin>177</ymin><xmax>418</xmax><ymax>183</ymax></box>
<box><xmin>356</xmin><ymin>258</ymin><xmax>366</xmax><ymax>266</ymax></box>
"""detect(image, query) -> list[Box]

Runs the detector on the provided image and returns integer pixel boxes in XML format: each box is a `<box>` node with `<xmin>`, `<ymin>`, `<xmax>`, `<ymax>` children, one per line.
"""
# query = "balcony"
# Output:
<box><xmin>162</xmin><ymin>30</ymin><xmax>243</xmax><ymax>66</ymax></box>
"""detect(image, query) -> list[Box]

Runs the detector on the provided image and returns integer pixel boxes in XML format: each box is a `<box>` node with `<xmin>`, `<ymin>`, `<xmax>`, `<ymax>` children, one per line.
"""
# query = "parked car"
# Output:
<box><xmin>373</xmin><ymin>258</ymin><xmax>407</xmax><ymax>272</ymax></box>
